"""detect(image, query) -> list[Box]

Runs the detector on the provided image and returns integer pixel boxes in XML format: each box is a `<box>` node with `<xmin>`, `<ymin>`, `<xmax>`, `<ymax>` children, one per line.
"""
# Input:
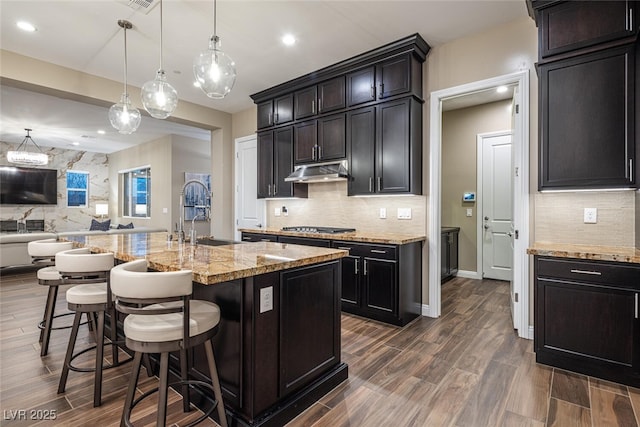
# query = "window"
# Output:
<box><xmin>66</xmin><ymin>170</ymin><xmax>89</xmax><ymax>208</ymax></box>
<box><xmin>121</xmin><ymin>167</ymin><xmax>151</xmax><ymax>218</ymax></box>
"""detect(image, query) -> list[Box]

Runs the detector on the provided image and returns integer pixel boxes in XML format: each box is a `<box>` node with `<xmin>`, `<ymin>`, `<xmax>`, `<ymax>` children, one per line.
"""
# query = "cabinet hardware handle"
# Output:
<box><xmin>273</xmin><ymin>184</ymin><xmax>277</xmax><ymax>195</ymax></box>
<box><xmin>355</xmin><ymin>259</ymin><xmax>359</xmax><ymax>275</ymax></box>
<box><xmin>379</xmin><ymin>83</ymin><xmax>384</xmax><ymax>98</ymax></box>
<box><xmin>267</xmin><ymin>184</ymin><xmax>272</xmax><ymax>196</ymax></box>
<box><xmin>311</xmin><ymin>100</ymin><xmax>315</xmax><ymax>115</ymax></box>
<box><xmin>268</xmin><ymin>112</ymin><xmax>273</xmax><ymax>125</ymax></box>
<box><xmin>629</xmin><ymin>159</ymin><xmax>633</xmax><ymax>182</ymax></box>
<box><xmin>570</xmin><ymin>269</ymin><xmax>602</xmax><ymax>276</ymax></box>
<box><xmin>318</xmin><ymin>145</ymin><xmax>323</xmax><ymax>159</ymax></box>
<box><xmin>260</xmin><ymin>239</ymin><xmax>272</xmax><ymax>242</ymax></box>
<box><xmin>312</xmin><ymin>145</ymin><xmax>317</xmax><ymax>161</ymax></box>
<box><xmin>337</xmin><ymin>246</ymin><xmax>352</xmax><ymax>250</ymax></box>
<box><xmin>377</xmin><ymin>176</ymin><xmax>381</xmax><ymax>192</ymax></box>
<box><xmin>371</xmin><ymin>249</ymin><xmax>387</xmax><ymax>254</ymax></box>
<box><xmin>319</xmin><ymin>98</ymin><xmax>323</xmax><ymax>113</ymax></box>
<box><xmin>370</xmin><ymin>86</ymin><xmax>375</xmax><ymax>99</ymax></box>
<box><xmin>242</xmin><ymin>237</ymin><xmax>251</xmax><ymax>241</ymax></box>
<box><xmin>369</xmin><ymin>177</ymin><xmax>373</xmax><ymax>192</ymax></box>
<box><xmin>636</xmin><ymin>293</ymin><xmax>638</xmax><ymax>319</ymax></box>
<box><xmin>363</xmin><ymin>259</ymin><xmax>368</xmax><ymax>275</ymax></box>
<box><xmin>274</xmin><ymin>112</ymin><xmax>279</xmax><ymax>124</ymax></box>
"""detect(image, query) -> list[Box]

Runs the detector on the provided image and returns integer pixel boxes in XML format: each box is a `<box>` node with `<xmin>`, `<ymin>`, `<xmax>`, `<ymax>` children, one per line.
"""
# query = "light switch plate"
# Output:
<box><xmin>260</xmin><ymin>286</ymin><xmax>273</xmax><ymax>313</ymax></box>
<box><xmin>466</xmin><ymin>208</ymin><xmax>473</xmax><ymax>217</ymax></box>
<box><xmin>274</xmin><ymin>207</ymin><xmax>281</xmax><ymax>217</ymax></box>
<box><xmin>584</xmin><ymin>208</ymin><xmax>597</xmax><ymax>224</ymax></box>
<box><xmin>397</xmin><ymin>208</ymin><xmax>412</xmax><ymax>219</ymax></box>
<box><xmin>379</xmin><ymin>208</ymin><xmax>387</xmax><ymax>219</ymax></box>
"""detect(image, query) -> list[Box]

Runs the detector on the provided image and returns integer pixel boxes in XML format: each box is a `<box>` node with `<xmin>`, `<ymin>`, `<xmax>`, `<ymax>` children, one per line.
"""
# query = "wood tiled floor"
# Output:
<box><xmin>1</xmin><ymin>268</ymin><xmax>638</xmax><ymax>426</ymax></box>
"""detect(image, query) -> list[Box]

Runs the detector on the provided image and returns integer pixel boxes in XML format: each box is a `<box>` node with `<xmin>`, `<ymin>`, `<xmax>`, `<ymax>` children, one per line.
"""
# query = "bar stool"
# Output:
<box><xmin>110</xmin><ymin>259</ymin><xmax>227</xmax><ymax>427</ymax></box>
<box><xmin>27</xmin><ymin>238</ymin><xmax>74</xmax><ymax>356</ymax></box>
<box><xmin>56</xmin><ymin>248</ymin><xmax>120</xmax><ymax>407</ymax></box>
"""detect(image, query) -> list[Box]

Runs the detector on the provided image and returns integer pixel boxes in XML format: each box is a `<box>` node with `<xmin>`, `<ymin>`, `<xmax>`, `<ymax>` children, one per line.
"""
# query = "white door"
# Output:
<box><xmin>234</xmin><ymin>136</ymin><xmax>265</xmax><ymax>240</ymax></box>
<box><xmin>480</xmin><ymin>132</ymin><xmax>513</xmax><ymax>281</ymax></box>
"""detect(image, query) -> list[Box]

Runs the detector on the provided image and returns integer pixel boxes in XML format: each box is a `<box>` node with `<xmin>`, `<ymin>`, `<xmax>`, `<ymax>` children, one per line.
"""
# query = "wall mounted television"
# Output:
<box><xmin>0</xmin><ymin>166</ymin><xmax>58</xmax><ymax>205</ymax></box>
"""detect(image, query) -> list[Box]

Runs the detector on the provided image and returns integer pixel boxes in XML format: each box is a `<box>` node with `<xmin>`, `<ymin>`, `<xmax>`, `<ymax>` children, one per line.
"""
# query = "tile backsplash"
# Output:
<box><xmin>266</xmin><ymin>181</ymin><xmax>426</xmax><ymax>235</ymax></box>
<box><xmin>534</xmin><ymin>190</ymin><xmax>636</xmax><ymax>247</ymax></box>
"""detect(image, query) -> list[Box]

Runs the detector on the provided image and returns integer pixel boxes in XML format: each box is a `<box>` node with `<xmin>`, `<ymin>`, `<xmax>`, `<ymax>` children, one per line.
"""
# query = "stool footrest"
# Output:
<box><xmin>66</xmin><ymin>341</ymin><xmax>132</xmax><ymax>373</ymax></box>
<box><xmin>38</xmin><ymin>312</ymin><xmax>87</xmax><ymax>331</ymax></box>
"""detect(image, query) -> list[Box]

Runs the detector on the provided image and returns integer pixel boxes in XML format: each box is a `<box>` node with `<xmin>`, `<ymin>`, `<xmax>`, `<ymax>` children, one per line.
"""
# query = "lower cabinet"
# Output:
<box><xmin>241</xmin><ymin>232</ymin><xmax>277</xmax><ymax>242</ymax></box>
<box><xmin>534</xmin><ymin>256</ymin><xmax>640</xmax><ymax>387</ymax></box>
<box><xmin>441</xmin><ymin>227</ymin><xmax>459</xmax><ymax>283</ymax></box>
<box><xmin>332</xmin><ymin>240</ymin><xmax>421</xmax><ymax>326</ymax></box>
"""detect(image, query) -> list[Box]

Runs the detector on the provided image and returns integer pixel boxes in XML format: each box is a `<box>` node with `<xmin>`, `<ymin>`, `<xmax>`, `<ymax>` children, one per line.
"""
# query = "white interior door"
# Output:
<box><xmin>480</xmin><ymin>132</ymin><xmax>513</xmax><ymax>281</ymax></box>
<box><xmin>234</xmin><ymin>136</ymin><xmax>265</xmax><ymax>240</ymax></box>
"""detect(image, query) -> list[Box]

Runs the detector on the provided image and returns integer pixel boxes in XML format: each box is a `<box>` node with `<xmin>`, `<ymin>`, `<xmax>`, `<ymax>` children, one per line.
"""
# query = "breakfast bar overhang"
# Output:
<box><xmin>64</xmin><ymin>233</ymin><xmax>349</xmax><ymax>427</ymax></box>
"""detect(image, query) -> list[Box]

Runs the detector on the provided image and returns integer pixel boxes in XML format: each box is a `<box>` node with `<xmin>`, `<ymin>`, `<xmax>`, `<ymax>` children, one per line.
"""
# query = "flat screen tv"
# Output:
<box><xmin>0</xmin><ymin>166</ymin><xmax>58</xmax><ymax>205</ymax></box>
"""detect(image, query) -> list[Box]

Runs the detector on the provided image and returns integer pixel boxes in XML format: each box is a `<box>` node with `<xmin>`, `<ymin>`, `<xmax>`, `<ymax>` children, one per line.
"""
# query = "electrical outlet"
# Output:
<box><xmin>274</xmin><ymin>207</ymin><xmax>281</xmax><ymax>217</ymax></box>
<box><xmin>260</xmin><ymin>286</ymin><xmax>273</xmax><ymax>313</ymax></box>
<box><xmin>397</xmin><ymin>208</ymin><xmax>412</xmax><ymax>219</ymax></box>
<box><xmin>584</xmin><ymin>208</ymin><xmax>597</xmax><ymax>224</ymax></box>
<box><xmin>282</xmin><ymin>206</ymin><xmax>288</xmax><ymax>216</ymax></box>
<box><xmin>379</xmin><ymin>208</ymin><xmax>387</xmax><ymax>219</ymax></box>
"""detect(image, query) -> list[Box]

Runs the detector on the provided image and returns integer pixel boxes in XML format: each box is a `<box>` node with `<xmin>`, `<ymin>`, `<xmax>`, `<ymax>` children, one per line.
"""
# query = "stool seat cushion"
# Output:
<box><xmin>66</xmin><ymin>283</ymin><xmax>108</xmax><ymax>305</ymax></box>
<box><xmin>37</xmin><ymin>266</ymin><xmax>61</xmax><ymax>282</ymax></box>
<box><xmin>123</xmin><ymin>300</ymin><xmax>220</xmax><ymax>343</ymax></box>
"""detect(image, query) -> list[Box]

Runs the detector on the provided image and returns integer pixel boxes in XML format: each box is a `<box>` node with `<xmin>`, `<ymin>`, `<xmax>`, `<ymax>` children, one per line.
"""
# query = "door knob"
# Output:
<box><xmin>484</xmin><ymin>224</ymin><xmax>489</xmax><ymax>230</ymax></box>
<box><xmin>484</xmin><ymin>216</ymin><xmax>489</xmax><ymax>221</ymax></box>
<box><xmin>256</xmin><ymin>223</ymin><xmax>262</xmax><ymax>228</ymax></box>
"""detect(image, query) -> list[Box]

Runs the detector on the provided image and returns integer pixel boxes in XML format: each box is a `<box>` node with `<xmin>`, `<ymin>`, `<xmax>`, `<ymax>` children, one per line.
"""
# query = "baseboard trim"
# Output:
<box><xmin>421</xmin><ymin>304</ymin><xmax>438</xmax><ymax>318</ymax></box>
<box><xmin>456</xmin><ymin>270</ymin><xmax>480</xmax><ymax>279</ymax></box>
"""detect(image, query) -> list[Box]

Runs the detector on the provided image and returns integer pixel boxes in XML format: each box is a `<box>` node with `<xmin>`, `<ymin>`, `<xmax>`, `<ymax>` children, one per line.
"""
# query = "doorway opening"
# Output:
<box><xmin>427</xmin><ymin>70</ymin><xmax>531</xmax><ymax>339</ymax></box>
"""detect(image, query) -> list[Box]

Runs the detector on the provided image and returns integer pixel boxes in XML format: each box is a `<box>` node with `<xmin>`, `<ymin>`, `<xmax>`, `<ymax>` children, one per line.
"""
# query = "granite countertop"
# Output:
<box><xmin>63</xmin><ymin>232</ymin><xmax>348</xmax><ymax>285</ymax></box>
<box><xmin>239</xmin><ymin>228</ymin><xmax>426</xmax><ymax>245</ymax></box>
<box><xmin>527</xmin><ymin>242</ymin><xmax>640</xmax><ymax>264</ymax></box>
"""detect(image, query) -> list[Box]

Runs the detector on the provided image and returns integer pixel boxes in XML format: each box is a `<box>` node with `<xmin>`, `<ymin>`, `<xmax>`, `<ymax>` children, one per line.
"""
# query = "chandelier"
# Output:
<box><xmin>7</xmin><ymin>128</ymin><xmax>49</xmax><ymax>166</ymax></box>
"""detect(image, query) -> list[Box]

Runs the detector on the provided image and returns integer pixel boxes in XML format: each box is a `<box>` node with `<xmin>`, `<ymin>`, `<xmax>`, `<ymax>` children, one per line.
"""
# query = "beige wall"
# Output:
<box><xmin>232</xmin><ymin>106</ymin><xmax>258</xmax><ymax>140</ymax></box>
<box><xmin>442</xmin><ymin>100</ymin><xmax>512</xmax><ymax>272</ymax></box>
<box><xmin>0</xmin><ymin>50</ymin><xmax>235</xmax><ymax>239</ymax></box>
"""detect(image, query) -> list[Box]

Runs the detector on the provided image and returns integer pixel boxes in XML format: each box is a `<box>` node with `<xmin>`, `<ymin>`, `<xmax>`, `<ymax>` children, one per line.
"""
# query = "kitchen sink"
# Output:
<box><xmin>196</xmin><ymin>237</ymin><xmax>239</xmax><ymax>247</ymax></box>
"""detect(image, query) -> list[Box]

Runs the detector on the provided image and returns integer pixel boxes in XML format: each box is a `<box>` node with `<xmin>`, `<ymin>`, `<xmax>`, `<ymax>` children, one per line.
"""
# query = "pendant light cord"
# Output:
<box><xmin>159</xmin><ymin>0</ymin><xmax>164</xmax><ymax>71</ymax></box>
<box><xmin>123</xmin><ymin>24</ymin><xmax>129</xmax><ymax>95</ymax></box>
<box><xmin>213</xmin><ymin>0</ymin><xmax>217</xmax><ymax>38</ymax></box>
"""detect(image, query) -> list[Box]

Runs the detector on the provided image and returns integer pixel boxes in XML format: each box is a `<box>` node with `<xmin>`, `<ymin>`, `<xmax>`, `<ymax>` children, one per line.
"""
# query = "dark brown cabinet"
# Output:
<box><xmin>332</xmin><ymin>240</ymin><xmax>421</xmax><ymax>326</ymax></box>
<box><xmin>294</xmin><ymin>77</ymin><xmax>346</xmax><ymax>120</ymax></box>
<box><xmin>257</xmin><ymin>127</ymin><xmax>307</xmax><ymax>199</ymax></box>
<box><xmin>241</xmin><ymin>232</ymin><xmax>277</xmax><ymax>242</ymax></box>
<box><xmin>294</xmin><ymin>114</ymin><xmax>346</xmax><ymax>165</ymax></box>
<box><xmin>347</xmin><ymin>98</ymin><xmax>422</xmax><ymax>195</ymax></box>
<box><xmin>534</xmin><ymin>256</ymin><xmax>640</xmax><ymax>387</ymax></box>
<box><xmin>441</xmin><ymin>227</ymin><xmax>459</xmax><ymax>283</ymax></box>
<box><xmin>529</xmin><ymin>0</ymin><xmax>639</xmax><ymax>190</ymax></box>
<box><xmin>257</xmin><ymin>94</ymin><xmax>294</xmax><ymax>129</ymax></box>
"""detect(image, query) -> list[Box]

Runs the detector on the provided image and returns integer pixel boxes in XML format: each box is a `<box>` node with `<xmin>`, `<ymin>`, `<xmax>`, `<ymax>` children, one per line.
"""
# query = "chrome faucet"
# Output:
<box><xmin>177</xmin><ymin>179</ymin><xmax>212</xmax><ymax>244</ymax></box>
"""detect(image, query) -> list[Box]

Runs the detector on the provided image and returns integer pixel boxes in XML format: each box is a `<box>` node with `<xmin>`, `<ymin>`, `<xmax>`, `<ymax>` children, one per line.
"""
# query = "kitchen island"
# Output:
<box><xmin>63</xmin><ymin>232</ymin><xmax>349</xmax><ymax>427</ymax></box>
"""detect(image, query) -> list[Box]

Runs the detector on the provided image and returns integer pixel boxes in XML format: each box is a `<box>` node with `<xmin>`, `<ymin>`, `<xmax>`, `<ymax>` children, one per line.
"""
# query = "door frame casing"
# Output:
<box><xmin>477</xmin><ymin>130</ymin><xmax>513</xmax><ymax>283</ymax></box>
<box><xmin>426</xmin><ymin>70</ymin><xmax>531</xmax><ymax>339</ymax></box>
<box><xmin>234</xmin><ymin>134</ymin><xmax>266</xmax><ymax>241</ymax></box>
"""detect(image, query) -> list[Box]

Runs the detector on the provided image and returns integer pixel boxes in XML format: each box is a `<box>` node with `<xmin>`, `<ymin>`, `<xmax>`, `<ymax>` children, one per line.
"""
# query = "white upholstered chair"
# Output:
<box><xmin>110</xmin><ymin>259</ymin><xmax>227</xmax><ymax>427</ymax></box>
<box><xmin>27</xmin><ymin>238</ymin><xmax>74</xmax><ymax>356</ymax></box>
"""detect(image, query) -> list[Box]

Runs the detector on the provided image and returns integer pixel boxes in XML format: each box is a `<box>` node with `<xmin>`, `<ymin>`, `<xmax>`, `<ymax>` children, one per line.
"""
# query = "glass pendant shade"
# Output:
<box><xmin>141</xmin><ymin>70</ymin><xmax>178</xmax><ymax>118</ymax></box>
<box><xmin>7</xmin><ymin>129</ymin><xmax>48</xmax><ymax>166</ymax></box>
<box><xmin>193</xmin><ymin>36</ymin><xmax>236</xmax><ymax>99</ymax></box>
<box><xmin>109</xmin><ymin>93</ymin><xmax>141</xmax><ymax>135</ymax></box>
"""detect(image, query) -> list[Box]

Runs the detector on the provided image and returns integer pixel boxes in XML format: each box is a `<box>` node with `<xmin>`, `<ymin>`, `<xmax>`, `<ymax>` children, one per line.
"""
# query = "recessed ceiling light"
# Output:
<box><xmin>17</xmin><ymin>21</ymin><xmax>36</xmax><ymax>32</ymax></box>
<box><xmin>71</xmin><ymin>142</ymin><xmax>80</xmax><ymax>146</ymax></box>
<box><xmin>282</xmin><ymin>34</ymin><xmax>296</xmax><ymax>46</ymax></box>
<box><xmin>496</xmin><ymin>86</ymin><xmax>508</xmax><ymax>93</ymax></box>
<box><xmin>97</xmin><ymin>129</ymin><xmax>106</xmax><ymax>135</ymax></box>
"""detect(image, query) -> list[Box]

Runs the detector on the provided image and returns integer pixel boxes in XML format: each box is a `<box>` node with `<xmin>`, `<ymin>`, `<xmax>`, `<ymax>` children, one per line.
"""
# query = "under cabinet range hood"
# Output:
<box><xmin>284</xmin><ymin>160</ymin><xmax>348</xmax><ymax>183</ymax></box>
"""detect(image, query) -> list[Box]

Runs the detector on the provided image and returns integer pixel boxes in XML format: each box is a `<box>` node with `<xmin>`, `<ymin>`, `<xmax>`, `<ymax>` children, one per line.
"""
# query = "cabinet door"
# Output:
<box><xmin>294</xmin><ymin>86</ymin><xmax>317</xmax><ymax>120</ymax></box>
<box><xmin>257</xmin><ymin>100</ymin><xmax>274</xmax><ymax>129</ymax></box>
<box><xmin>537</xmin><ymin>279</ymin><xmax>637</xmax><ymax>368</ymax></box>
<box><xmin>449</xmin><ymin>231</ymin><xmax>459</xmax><ymax>276</ymax></box>
<box><xmin>274</xmin><ymin>94</ymin><xmax>294</xmax><ymax>125</ymax></box>
<box><xmin>539</xmin><ymin>1</ymin><xmax>636</xmax><ymax>59</ymax></box>
<box><xmin>363</xmin><ymin>257</ymin><xmax>397</xmax><ymax>314</ymax></box>
<box><xmin>294</xmin><ymin>121</ymin><xmax>317</xmax><ymax>164</ymax></box>
<box><xmin>318</xmin><ymin>77</ymin><xmax>346</xmax><ymax>113</ymax></box>
<box><xmin>377</xmin><ymin>98</ymin><xmax>411</xmax><ymax>193</ymax></box>
<box><xmin>317</xmin><ymin>113</ymin><xmax>346</xmax><ymax>161</ymax></box>
<box><xmin>539</xmin><ymin>46</ymin><xmax>635</xmax><ymax>189</ymax></box>
<box><xmin>241</xmin><ymin>232</ymin><xmax>277</xmax><ymax>242</ymax></box>
<box><xmin>257</xmin><ymin>131</ymin><xmax>274</xmax><ymax>198</ymax></box>
<box><xmin>339</xmin><ymin>255</ymin><xmax>360</xmax><ymax>309</ymax></box>
<box><xmin>347</xmin><ymin>67</ymin><xmax>375</xmax><ymax>107</ymax></box>
<box><xmin>441</xmin><ymin>232</ymin><xmax>450</xmax><ymax>281</ymax></box>
<box><xmin>274</xmin><ymin>127</ymin><xmax>294</xmax><ymax>197</ymax></box>
<box><xmin>376</xmin><ymin>55</ymin><xmax>411</xmax><ymax>99</ymax></box>
<box><xmin>347</xmin><ymin>107</ymin><xmax>376</xmax><ymax>195</ymax></box>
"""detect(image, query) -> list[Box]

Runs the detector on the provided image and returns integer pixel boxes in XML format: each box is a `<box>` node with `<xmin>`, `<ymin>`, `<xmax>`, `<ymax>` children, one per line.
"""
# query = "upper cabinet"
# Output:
<box><xmin>529</xmin><ymin>0</ymin><xmax>639</xmax><ymax>190</ymax></box>
<box><xmin>251</xmin><ymin>34</ymin><xmax>430</xmax><ymax>196</ymax></box>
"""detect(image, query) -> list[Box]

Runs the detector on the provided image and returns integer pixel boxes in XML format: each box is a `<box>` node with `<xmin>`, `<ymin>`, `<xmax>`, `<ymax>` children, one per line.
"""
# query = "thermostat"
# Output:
<box><xmin>462</xmin><ymin>192</ymin><xmax>476</xmax><ymax>202</ymax></box>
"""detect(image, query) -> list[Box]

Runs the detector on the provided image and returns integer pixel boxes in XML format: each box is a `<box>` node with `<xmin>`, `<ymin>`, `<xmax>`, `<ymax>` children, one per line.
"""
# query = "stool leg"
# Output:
<box><xmin>93</xmin><ymin>311</ymin><xmax>105</xmax><ymax>407</ymax></box>
<box><xmin>204</xmin><ymin>340</ymin><xmax>227</xmax><ymax>427</ymax></box>
<box><xmin>40</xmin><ymin>285</ymin><xmax>58</xmax><ymax>356</ymax></box>
<box><xmin>180</xmin><ymin>348</ymin><xmax>190</xmax><ymax>413</ymax></box>
<box><xmin>109</xmin><ymin>305</ymin><xmax>119</xmax><ymax>366</ymax></box>
<box><xmin>58</xmin><ymin>311</ymin><xmax>82</xmax><ymax>394</ymax></box>
<box><xmin>121</xmin><ymin>351</ymin><xmax>143</xmax><ymax>427</ymax></box>
<box><xmin>143</xmin><ymin>354</ymin><xmax>154</xmax><ymax>377</ymax></box>
<box><xmin>157</xmin><ymin>352</ymin><xmax>170</xmax><ymax>427</ymax></box>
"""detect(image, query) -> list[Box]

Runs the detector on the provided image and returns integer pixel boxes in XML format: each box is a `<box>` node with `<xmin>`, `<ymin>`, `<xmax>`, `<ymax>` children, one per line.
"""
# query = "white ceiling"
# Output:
<box><xmin>0</xmin><ymin>0</ymin><xmax>529</xmax><ymax>153</ymax></box>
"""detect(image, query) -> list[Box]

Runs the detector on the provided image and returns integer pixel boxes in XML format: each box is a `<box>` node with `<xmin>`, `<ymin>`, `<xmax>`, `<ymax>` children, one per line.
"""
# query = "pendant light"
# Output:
<box><xmin>109</xmin><ymin>19</ymin><xmax>141</xmax><ymax>134</ymax></box>
<box><xmin>140</xmin><ymin>0</ymin><xmax>178</xmax><ymax>118</ymax></box>
<box><xmin>193</xmin><ymin>0</ymin><xmax>236</xmax><ymax>99</ymax></box>
<box><xmin>7</xmin><ymin>128</ymin><xmax>48</xmax><ymax>166</ymax></box>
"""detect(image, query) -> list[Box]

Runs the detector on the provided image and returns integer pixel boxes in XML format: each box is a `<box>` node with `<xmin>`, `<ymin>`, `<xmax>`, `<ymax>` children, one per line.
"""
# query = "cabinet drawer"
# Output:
<box><xmin>332</xmin><ymin>241</ymin><xmax>396</xmax><ymax>260</ymax></box>
<box><xmin>536</xmin><ymin>257</ymin><xmax>640</xmax><ymax>289</ymax></box>
<box><xmin>241</xmin><ymin>233</ymin><xmax>278</xmax><ymax>243</ymax></box>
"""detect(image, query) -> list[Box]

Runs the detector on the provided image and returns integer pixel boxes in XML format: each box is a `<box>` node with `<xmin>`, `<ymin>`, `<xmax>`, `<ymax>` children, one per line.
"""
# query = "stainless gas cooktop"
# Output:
<box><xmin>281</xmin><ymin>226</ymin><xmax>356</xmax><ymax>234</ymax></box>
